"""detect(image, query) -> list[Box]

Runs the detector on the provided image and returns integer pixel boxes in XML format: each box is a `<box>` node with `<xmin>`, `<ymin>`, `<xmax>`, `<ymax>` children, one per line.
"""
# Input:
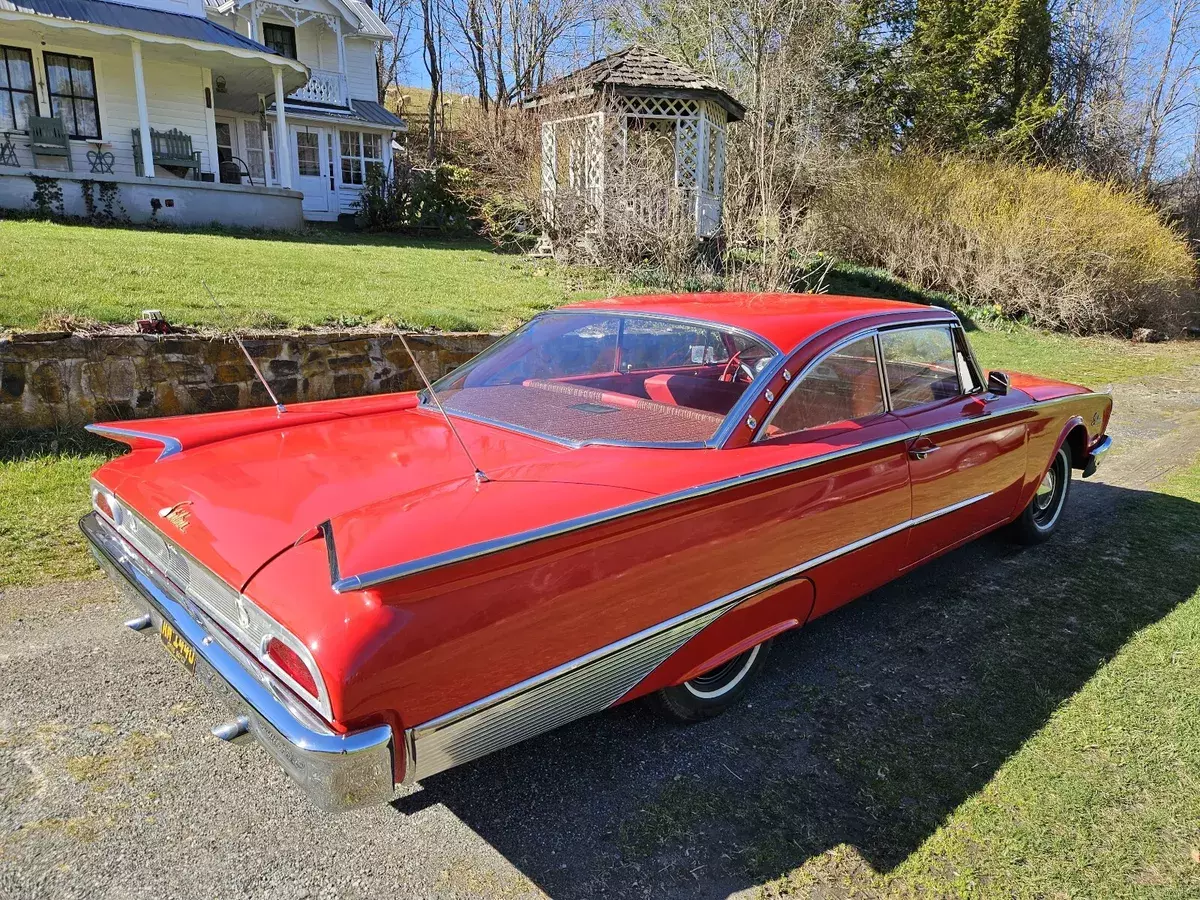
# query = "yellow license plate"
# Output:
<box><xmin>159</xmin><ymin>621</ymin><xmax>197</xmax><ymax>674</ymax></box>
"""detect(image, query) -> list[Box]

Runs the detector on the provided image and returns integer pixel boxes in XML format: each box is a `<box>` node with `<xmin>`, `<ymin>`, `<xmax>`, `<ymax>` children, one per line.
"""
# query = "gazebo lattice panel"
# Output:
<box><xmin>531</xmin><ymin>47</ymin><xmax>742</xmax><ymax>242</ymax></box>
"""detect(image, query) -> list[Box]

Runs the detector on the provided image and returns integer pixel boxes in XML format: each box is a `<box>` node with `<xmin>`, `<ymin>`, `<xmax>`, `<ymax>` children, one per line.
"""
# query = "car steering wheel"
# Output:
<box><xmin>720</xmin><ymin>354</ymin><xmax>756</xmax><ymax>384</ymax></box>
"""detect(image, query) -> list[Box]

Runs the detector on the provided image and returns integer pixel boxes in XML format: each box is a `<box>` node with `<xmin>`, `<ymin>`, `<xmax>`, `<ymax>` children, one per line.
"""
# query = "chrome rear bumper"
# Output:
<box><xmin>1082</xmin><ymin>435</ymin><xmax>1113</xmax><ymax>478</ymax></box>
<box><xmin>80</xmin><ymin>512</ymin><xmax>396</xmax><ymax>811</ymax></box>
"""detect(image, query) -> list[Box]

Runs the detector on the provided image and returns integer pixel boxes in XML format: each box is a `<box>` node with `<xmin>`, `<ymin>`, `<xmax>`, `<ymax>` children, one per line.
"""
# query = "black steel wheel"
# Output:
<box><xmin>1010</xmin><ymin>446</ymin><xmax>1071</xmax><ymax>545</ymax></box>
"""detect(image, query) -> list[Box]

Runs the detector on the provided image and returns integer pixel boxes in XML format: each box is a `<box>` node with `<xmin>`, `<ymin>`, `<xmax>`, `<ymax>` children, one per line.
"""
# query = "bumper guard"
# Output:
<box><xmin>1082</xmin><ymin>435</ymin><xmax>1113</xmax><ymax>478</ymax></box>
<box><xmin>81</xmin><ymin>512</ymin><xmax>396</xmax><ymax>811</ymax></box>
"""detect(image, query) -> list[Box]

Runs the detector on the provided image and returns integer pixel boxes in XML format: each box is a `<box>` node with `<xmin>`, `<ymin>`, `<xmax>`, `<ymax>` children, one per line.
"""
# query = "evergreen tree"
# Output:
<box><xmin>907</xmin><ymin>0</ymin><xmax>1056</xmax><ymax>153</ymax></box>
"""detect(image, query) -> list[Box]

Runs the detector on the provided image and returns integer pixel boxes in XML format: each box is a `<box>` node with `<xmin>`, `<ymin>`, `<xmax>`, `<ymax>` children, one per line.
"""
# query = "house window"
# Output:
<box><xmin>243</xmin><ymin>121</ymin><xmax>265</xmax><ymax>179</ymax></box>
<box><xmin>262</xmin><ymin>24</ymin><xmax>297</xmax><ymax>60</ymax></box>
<box><xmin>0</xmin><ymin>46</ymin><xmax>37</xmax><ymax>133</ymax></box>
<box><xmin>296</xmin><ymin>130</ymin><xmax>320</xmax><ymax>176</ymax></box>
<box><xmin>44</xmin><ymin>53</ymin><xmax>100</xmax><ymax>139</ymax></box>
<box><xmin>339</xmin><ymin>130</ymin><xmax>384</xmax><ymax>185</ymax></box>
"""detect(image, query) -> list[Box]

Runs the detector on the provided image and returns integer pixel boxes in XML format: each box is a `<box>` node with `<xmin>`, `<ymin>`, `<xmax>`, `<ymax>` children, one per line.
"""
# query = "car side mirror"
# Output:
<box><xmin>987</xmin><ymin>371</ymin><xmax>1010</xmax><ymax>396</ymax></box>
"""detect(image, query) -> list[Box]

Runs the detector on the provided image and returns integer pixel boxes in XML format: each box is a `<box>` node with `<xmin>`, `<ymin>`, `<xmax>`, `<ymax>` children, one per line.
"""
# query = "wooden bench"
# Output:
<box><xmin>132</xmin><ymin>127</ymin><xmax>202</xmax><ymax>178</ymax></box>
<box><xmin>29</xmin><ymin>116</ymin><xmax>73</xmax><ymax>171</ymax></box>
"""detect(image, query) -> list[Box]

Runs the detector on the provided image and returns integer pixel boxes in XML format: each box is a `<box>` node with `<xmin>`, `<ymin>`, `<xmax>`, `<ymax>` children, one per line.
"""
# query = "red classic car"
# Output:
<box><xmin>82</xmin><ymin>294</ymin><xmax>1113</xmax><ymax>810</ymax></box>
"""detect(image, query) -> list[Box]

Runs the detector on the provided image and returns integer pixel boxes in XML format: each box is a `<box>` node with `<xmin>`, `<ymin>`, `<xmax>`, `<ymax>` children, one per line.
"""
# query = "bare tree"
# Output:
<box><xmin>1134</xmin><ymin>0</ymin><xmax>1200</xmax><ymax>186</ymax></box>
<box><xmin>374</xmin><ymin>0</ymin><xmax>416</xmax><ymax>103</ymax></box>
<box><xmin>420</xmin><ymin>0</ymin><xmax>443</xmax><ymax>161</ymax></box>
<box><xmin>441</xmin><ymin>0</ymin><xmax>597</xmax><ymax>120</ymax></box>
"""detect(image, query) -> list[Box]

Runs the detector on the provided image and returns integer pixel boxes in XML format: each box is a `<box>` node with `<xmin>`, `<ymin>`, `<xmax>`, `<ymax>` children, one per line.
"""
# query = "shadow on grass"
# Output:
<box><xmin>393</xmin><ymin>477</ymin><xmax>1200</xmax><ymax>898</ymax></box>
<box><xmin>0</xmin><ymin>427</ymin><xmax>117</xmax><ymax>463</ymax></box>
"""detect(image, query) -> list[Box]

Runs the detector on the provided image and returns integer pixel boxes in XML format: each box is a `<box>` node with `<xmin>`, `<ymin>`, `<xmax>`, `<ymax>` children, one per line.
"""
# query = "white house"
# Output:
<box><xmin>0</xmin><ymin>0</ymin><xmax>404</xmax><ymax>227</ymax></box>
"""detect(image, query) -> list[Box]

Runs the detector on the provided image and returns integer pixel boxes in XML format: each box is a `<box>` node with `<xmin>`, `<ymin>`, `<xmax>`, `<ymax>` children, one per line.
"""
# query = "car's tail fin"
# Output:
<box><xmin>86</xmin><ymin>392</ymin><xmax>420</xmax><ymax>461</ymax></box>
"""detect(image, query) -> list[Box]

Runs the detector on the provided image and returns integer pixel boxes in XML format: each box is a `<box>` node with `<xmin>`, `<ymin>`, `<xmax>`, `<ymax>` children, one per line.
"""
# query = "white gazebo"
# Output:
<box><xmin>525</xmin><ymin>45</ymin><xmax>744</xmax><ymax>240</ymax></box>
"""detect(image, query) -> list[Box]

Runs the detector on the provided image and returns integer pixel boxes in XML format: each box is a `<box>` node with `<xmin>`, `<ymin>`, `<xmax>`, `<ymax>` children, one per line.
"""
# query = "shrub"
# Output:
<box><xmin>355</xmin><ymin>161</ymin><xmax>476</xmax><ymax>235</ymax></box>
<box><xmin>815</xmin><ymin>154</ymin><xmax>1198</xmax><ymax>334</ymax></box>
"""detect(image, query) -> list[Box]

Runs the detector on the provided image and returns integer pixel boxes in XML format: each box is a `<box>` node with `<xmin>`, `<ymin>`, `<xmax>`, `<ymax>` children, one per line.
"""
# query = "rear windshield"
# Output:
<box><xmin>424</xmin><ymin>312</ymin><xmax>778</xmax><ymax>445</ymax></box>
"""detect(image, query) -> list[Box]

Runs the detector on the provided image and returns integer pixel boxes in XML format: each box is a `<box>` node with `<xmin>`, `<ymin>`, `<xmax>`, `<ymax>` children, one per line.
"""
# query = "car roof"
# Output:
<box><xmin>561</xmin><ymin>293</ymin><xmax>957</xmax><ymax>352</ymax></box>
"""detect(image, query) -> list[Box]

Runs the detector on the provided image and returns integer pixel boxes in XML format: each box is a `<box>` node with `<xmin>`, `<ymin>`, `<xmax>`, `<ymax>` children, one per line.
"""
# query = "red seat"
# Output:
<box><xmin>643</xmin><ymin>374</ymin><xmax>742</xmax><ymax>415</ymax></box>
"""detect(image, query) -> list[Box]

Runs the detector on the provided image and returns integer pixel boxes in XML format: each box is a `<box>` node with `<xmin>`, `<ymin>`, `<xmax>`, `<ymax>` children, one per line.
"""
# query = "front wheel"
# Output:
<box><xmin>1010</xmin><ymin>446</ymin><xmax>1071</xmax><ymax>545</ymax></box>
<box><xmin>650</xmin><ymin>641</ymin><xmax>771</xmax><ymax>722</ymax></box>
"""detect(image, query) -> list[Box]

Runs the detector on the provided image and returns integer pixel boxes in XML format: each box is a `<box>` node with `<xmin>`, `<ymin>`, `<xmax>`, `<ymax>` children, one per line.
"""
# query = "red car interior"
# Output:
<box><xmin>442</xmin><ymin>380</ymin><xmax>726</xmax><ymax>444</ymax></box>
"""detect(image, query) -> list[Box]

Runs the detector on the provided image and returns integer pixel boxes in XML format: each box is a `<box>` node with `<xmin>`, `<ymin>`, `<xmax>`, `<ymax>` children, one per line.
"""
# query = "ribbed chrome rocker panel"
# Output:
<box><xmin>407</xmin><ymin>600</ymin><xmax>733</xmax><ymax>780</ymax></box>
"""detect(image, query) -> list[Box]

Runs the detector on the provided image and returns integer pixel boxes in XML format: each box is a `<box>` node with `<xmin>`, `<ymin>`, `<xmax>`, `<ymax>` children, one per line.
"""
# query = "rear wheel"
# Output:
<box><xmin>650</xmin><ymin>641</ymin><xmax>771</xmax><ymax>722</ymax></box>
<box><xmin>1010</xmin><ymin>446</ymin><xmax>1071</xmax><ymax>545</ymax></box>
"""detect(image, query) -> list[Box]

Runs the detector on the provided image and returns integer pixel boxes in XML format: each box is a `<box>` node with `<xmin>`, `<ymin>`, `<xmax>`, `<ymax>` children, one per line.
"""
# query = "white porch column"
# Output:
<box><xmin>201</xmin><ymin>67</ymin><xmax>219</xmax><ymax>179</ymax></box>
<box><xmin>131</xmin><ymin>40</ymin><xmax>154</xmax><ymax>179</ymax></box>
<box><xmin>334</xmin><ymin>17</ymin><xmax>344</xmax><ymax>74</ymax></box>
<box><xmin>273</xmin><ymin>67</ymin><xmax>293</xmax><ymax>189</ymax></box>
<box><xmin>259</xmin><ymin>94</ymin><xmax>275</xmax><ymax>184</ymax></box>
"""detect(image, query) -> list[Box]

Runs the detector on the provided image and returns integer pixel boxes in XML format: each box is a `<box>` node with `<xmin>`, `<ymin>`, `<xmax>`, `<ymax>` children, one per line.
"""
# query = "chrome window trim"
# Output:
<box><xmin>418</xmin><ymin>308</ymin><xmax>781</xmax><ymax>450</ymax></box>
<box><xmin>331</xmin><ymin>391</ymin><xmax>1084</xmax><ymax>593</ymax></box>
<box><xmin>753</xmin><ymin>329</ymin><xmax>890</xmax><ymax>441</ymax></box>
<box><xmin>402</xmin><ymin>490</ymin><xmax>993</xmax><ymax>782</ymax></box>
<box><xmin>84</xmin><ymin>424</ymin><xmax>183</xmax><ymax>462</ymax></box>
<box><xmin>526</xmin><ymin>308</ymin><xmax>784</xmax><ymax>356</ymax></box>
<box><xmin>952</xmin><ymin>324</ymin><xmax>987</xmax><ymax>395</ymax></box>
<box><xmin>714</xmin><ymin>313</ymin><xmax>956</xmax><ymax>448</ymax></box>
<box><xmin>877</xmin><ymin>323</ymin><xmax>961</xmax><ymax>414</ymax></box>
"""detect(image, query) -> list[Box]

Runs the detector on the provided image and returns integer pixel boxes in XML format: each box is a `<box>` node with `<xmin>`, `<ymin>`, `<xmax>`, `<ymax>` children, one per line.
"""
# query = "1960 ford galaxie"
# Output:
<box><xmin>82</xmin><ymin>294</ymin><xmax>1113</xmax><ymax>810</ymax></box>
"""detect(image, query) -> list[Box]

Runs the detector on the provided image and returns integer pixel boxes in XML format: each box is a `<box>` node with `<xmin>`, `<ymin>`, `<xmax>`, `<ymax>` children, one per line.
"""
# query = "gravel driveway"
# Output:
<box><xmin>2</xmin><ymin>367</ymin><xmax>1198</xmax><ymax>900</ymax></box>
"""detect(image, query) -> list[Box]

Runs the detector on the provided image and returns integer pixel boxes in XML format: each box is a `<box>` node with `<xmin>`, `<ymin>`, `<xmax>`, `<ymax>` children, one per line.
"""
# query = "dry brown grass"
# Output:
<box><xmin>815</xmin><ymin>153</ymin><xmax>1198</xmax><ymax>334</ymax></box>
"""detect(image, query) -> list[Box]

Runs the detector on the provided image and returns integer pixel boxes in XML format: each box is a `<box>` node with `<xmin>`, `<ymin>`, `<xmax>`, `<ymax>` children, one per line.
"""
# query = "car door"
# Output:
<box><xmin>878</xmin><ymin>324</ymin><xmax>1029</xmax><ymax>569</ymax></box>
<box><xmin>750</xmin><ymin>332</ymin><xmax>914</xmax><ymax>618</ymax></box>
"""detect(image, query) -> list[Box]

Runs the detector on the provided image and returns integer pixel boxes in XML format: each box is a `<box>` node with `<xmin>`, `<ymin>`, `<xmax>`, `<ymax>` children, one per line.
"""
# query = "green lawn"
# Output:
<box><xmin>0</xmin><ymin>435</ymin><xmax>115</xmax><ymax>588</ymax></box>
<box><xmin>0</xmin><ymin>219</ymin><xmax>606</xmax><ymax>332</ymax></box>
<box><xmin>763</xmin><ymin>456</ymin><xmax>1200</xmax><ymax>898</ymax></box>
<box><xmin>968</xmin><ymin>329</ymin><xmax>1199</xmax><ymax>389</ymax></box>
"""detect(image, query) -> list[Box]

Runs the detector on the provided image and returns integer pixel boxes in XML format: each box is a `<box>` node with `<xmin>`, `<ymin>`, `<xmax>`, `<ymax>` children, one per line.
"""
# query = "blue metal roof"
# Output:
<box><xmin>351</xmin><ymin>99</ymin><xmax>405</xmax><ymax>128</ymax></box>
<box><xmin>278</xmin><ymin>98</ymin><xmax>407</xmax><ymax>130</ymax></box>
<box><xmin>0</xmin><ymin>0</ymin><xmax>284</xmax><ymax>55</ymax></box>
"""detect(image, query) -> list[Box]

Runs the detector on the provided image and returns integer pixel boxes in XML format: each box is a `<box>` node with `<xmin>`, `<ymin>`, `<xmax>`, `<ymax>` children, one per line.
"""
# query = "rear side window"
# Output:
<box><xmin>880</xmin><ymin>327</ymin><xmax>960</xmax><ymax>410</ymax></box>
<box><xmin>767</xmin><ymin>336</ymin><xmax>886</xmax><ymax>435</ymax></box>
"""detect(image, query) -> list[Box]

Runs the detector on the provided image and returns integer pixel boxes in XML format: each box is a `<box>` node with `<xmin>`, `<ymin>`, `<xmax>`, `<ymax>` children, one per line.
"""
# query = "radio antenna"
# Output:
<box><xmin>202</xmin><ymin>281</ymin><xmax>286</xmax><ymax>415</ymax></box>
<box><xmin>396</xmin><ymin>332</ymin><xmax>488</xmax><ymax>485</ymax></box>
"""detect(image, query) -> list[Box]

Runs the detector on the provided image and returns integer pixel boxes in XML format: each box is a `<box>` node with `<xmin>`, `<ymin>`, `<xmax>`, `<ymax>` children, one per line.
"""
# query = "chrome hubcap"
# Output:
<box><xmin>1034</xmin><ymin>469</ymin><xmax>1056</xmax><ymax>511</ymax></box>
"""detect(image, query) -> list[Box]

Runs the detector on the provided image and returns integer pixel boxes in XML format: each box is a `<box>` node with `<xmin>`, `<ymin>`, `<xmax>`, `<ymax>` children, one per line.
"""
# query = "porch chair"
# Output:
<box><xmin>132</xmin><ymin>127</ymin><xmax>202</xmax><ymax>178</ymax></box>
<box><xmin>29</xmin><ymin>116</ymin><xmax>73</xmax><ymax>171</ymax></box>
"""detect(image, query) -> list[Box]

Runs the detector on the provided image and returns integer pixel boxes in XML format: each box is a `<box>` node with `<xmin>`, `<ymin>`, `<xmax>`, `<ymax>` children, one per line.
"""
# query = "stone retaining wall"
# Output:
<box><xmin>0</xmin><ymin>330</ymin><xmax>501</xmax><ymax>432</ymax></box>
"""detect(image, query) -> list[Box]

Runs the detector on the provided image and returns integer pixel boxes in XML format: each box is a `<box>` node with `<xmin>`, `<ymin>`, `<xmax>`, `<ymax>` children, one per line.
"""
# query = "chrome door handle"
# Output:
<box><xmin>908</xmin><ymin>440</ymin><xmax>940</xmax><ymax>460</ymax></box>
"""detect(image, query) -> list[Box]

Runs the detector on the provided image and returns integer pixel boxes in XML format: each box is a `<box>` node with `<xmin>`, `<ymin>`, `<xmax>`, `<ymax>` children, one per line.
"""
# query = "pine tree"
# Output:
<box><xmin>907</xmin><ymin>0</ymin><xmax>1056</xmax><ymax>153</ymax></box>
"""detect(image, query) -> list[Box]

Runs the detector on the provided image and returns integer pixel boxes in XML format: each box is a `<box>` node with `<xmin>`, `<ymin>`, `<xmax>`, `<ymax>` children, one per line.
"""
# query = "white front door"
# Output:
<box><xmin>294</xmin><ymin>126</ymin><xmax>333</xmax><ymax>219</ymax></box>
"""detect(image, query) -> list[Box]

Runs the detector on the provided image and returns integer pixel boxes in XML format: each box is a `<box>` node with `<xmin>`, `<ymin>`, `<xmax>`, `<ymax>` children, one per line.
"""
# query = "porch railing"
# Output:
<box><xmin>290</xmin><ymin>69</ymin><xmax>349</xmax><ymax>107</ymax></box>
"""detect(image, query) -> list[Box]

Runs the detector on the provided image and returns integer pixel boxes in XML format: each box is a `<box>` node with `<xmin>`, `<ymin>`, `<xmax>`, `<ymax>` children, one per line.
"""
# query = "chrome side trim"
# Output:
<box><xmin>81</xmin><ymin>513</ymin><xmax>395</xmax><ymax>811</ymax></box>
<box><xmin>333</xmin><ymin>392</ymin><xmax>1085</xmax><ymax>593</ymax></box>
<box><xmin>404</xmin><ymin>490</ymin><xmax>993</xmax><ymax>781</ymax></box>
<box><xmin>85</xmin><ymin>424</ymin><xmax>183</xmax><ymax>462</ymax></box>
<box><xmin>406</xmin><ymin>597</ymin><xmax>732</xmax><ymax>781</ymax></box>
<box><xmin>332</xmin><ymin>428</ymin><xmax>911</xmax><ymax>592</ymax></box>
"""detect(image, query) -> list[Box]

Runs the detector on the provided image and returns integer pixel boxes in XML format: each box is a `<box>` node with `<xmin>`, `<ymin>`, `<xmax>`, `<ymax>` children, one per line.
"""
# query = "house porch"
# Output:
<box><xmin>0</xmin><ymin>165</ymin><xmax>303</xmax><ymax>227</ymax></box>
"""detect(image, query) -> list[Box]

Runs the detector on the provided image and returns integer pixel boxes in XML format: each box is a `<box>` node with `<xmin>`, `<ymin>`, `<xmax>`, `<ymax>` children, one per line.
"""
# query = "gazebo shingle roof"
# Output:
<box><xmin>525</xmin><ymin>45</ymin><xmax>744</xmax><ymax>122</ymax></box>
